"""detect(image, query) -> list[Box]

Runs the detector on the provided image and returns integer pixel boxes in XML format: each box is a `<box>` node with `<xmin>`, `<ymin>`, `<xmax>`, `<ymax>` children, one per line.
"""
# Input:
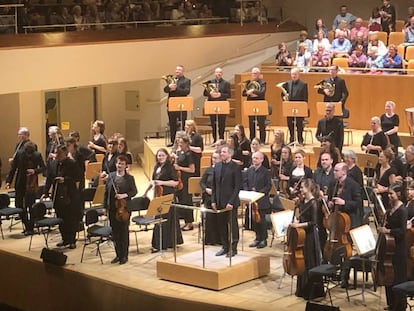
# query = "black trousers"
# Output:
<box><xmin>15</xmin><ymin>188</ymin><xmax>36</xmax><ymax>231</ymax></box>
<box><xmin>168</xmin><ymin>111</ymin><xmax>187</xmax><ymax>143</ymax></box>
<box><xmin>217</xmin><ymin>207</ymin><xmax>239</xmax><ymax>252</ymax></box>
<box><xmin>56</xmin><ymin>200</ymin><xmax>81</xmax><ymax>244</ymax></box>
<box><xmin>249</xmin><ymin>115</ymin><xmax>266</xmax><ymax>143</ymax></box>
<box><xmin>253</xmin><ymin>209</ymin><xmax>269</xmax><ymax>242</ymax></box>
<box><xmin>110</xmin><ymin>210</ymin><xmax>130</xmax><ymax>260</ymax></box>
<box><xmin>210</xmin><ymin>114</ymin><xmax>226</xmax><ymax>142</ymax></box>
<box><xmin>287</xmin><ymin>117</ymin><xmax>304</xmax><ymax>144</ymax></box>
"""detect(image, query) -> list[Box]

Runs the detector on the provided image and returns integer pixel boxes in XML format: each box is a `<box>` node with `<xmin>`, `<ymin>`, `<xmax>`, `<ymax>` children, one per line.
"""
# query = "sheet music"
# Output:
<box><xmin>239</xmin><ymin>190</ymin><xmax>264</xmax><ymax>203</ymax></box>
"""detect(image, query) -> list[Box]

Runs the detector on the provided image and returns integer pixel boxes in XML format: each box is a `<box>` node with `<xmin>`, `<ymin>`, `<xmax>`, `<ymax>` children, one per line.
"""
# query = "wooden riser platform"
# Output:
<box><xmin>157</xmin><ymin>248</ymin><xmax>270</xmax><ymax>290</ymax></box>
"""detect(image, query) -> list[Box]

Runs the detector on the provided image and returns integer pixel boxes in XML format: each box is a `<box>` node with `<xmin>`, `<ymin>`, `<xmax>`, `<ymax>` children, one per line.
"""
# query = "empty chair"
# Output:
<box><xmin>29</xmin><ymin>202</ymin><xmax>62</xmax><ymax>250</ymax></box>
<box><xmin>129</xmin><ymin>196</ymin><xmax>150</xmax><ymax>253</ymax></box>
<box><xmin>407</xmin><ymin>59</ymin><xmax>414</xmax><ymax>75</ymax></box>
<box><xmin>388</xmin><ymin>32</ymin><xmax>405</xmax><ymax>46</ymax></box>
<box><xmin>0</xmin><ymin>193</ymin><xmax>23</xmax><ymax>239</ymax></box>
<box><xmin>332</xmin><ymin>57</ymin><xmax>349</xmax><ymax>69</ymax></box>
<box><xmin>81</xmin><ymin>209</ymin><xmax>112</xmax><ymax>264</ymax></box>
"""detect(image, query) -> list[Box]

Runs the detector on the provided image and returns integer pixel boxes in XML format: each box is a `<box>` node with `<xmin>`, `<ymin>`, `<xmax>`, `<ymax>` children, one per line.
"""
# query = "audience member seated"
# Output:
<box><xmin>275</xmin><ymin>42</ymin><xmax>293</xmax><ymax>69</ymax></box>
<box><xmin>249</xmin><ymin>1</ymin><xmax>267</xmax><ymax>23</ymax></box>
<box><xmin>72</xmin><ymin>5</ymin><xmax>86</xmax><ymax>31</ymax></box>
<box><xmin>199</xmin><ymin>4</ymin><xmax>212</xmax><ymax>19</ymax></box>
<box><xmin>350</xmin><ymin>17</ymin><xmax>368</xmax><ymax>42</ymax></box>
<box><xmin>171</xmin><ymin>2</ymin><xmax>185</xmax><ymax>23</ymax></box>
<box><xmin>381</xmin><ymin>44</ymin><xmax>402</xmax><ymax>72</ymax></box>
<box><xmin>369</xmin><ymin>7</ymin><xmax>382</xmax><ymax>32</ymax></box>
<box><xmin>405</xmin><ymin>15</ymin><xmax>414</xmax><ymax>44</ymax></box>
<box><xmin>404</xmin><ymin>7</ymin><xmax>414</xmax><ymax>29</ymax></box>
<box><xmin>368</xmin><ymin>33</ymin><xmax>388</xmax><ymax>57</ymax></box>
<box><xmin>49</xmin><ymin>6</ymin><xmax>74</xmax><ymax>26</ymax></box>
<box><xmin>311</xmin><ymin>44</ymin><xmax>330</xmax><ymax>71</ymax></box>
<box><xmin>313</xmin><ymin>30</ymin><xmax>331</xmax><ymax>53</ymax></box>
<box><xmin>84</xmin><ymin>4</ymin><xmax>104</xmax><ymax>30</ymax></box>
<box><xmin>351</xmin><ymin>31</ymin><xmax>368</xmax><ymax>54</ymax></box>
<box><xmin>366</xmin><ymin>46</ymin><xmax>384</xmax><ymax>72</ymax></box>
<box><xmin>348</xmin><ymin>44</ymin><xmax>367</xmax><ymax>69</ymax></box>
<box><xmin>312</xmin><ymin>18</ymin><xmax>328</xmax><ymax>39</ymax></box>
<box><xmin>296</xmin><ymin>30</ymin><xmax>313</xmax><ymax>53</ymax></box>
<box><xmin>331</xmin><ymin>30</ymin><xmax>352</xmax><ymax>58</ymax></box>
<box><xmin>335</xmin><ymin>20</ymin><xmax>350</xmax><ymax>38</ymax></box>
<box><xmin>294</xmin><ymin>43</ymin><xmax>311</xmax><ymax>72</ymax></box>
<box><xmin>183</xmin><ymin>1</ymin><xmax>197</xmax><ymax>20</ymax></box>
<box><xmin>332</xmin><ymin>4</ymin><xmax>355</xmax><ymax>30</ymax></box>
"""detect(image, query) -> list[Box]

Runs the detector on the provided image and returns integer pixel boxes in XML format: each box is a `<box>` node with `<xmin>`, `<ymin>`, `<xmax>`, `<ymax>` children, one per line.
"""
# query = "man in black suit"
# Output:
<box><xmin>318</xmin><ymin>65</ymin><xmax>349</xmax><ymax>118</ymax></box>
<box><xmin>242</xmin><ymin>67</ymin><xmax>267</xmax><ymax>144</ymax></box>
<box><xmin>203</xmin><ymin>67</ymin><xmax>231</xmax><ymax>144</ymax></box>
<box><xmin>164</xmin><ymin>65</ymin><xmax>191</xmax><ymax>147</ymax></box>
<box><xmin>281</xmin><ymin>67</ymin><xmax>308</xmax><ymax>145</ymax></box>
<box><xmin>245</xmin><ymin>151</ymin><xmax>272</xmax><ymax>249</ymax></box>
<box><xmin>211</xmin><ymin>145</ymin><xmax>241</xmax><ymax>257</ymax></box>
<box><xmin>316</xmin><ymin>102</ymin><xmax>344</xmax><ymax>151</ymax></box>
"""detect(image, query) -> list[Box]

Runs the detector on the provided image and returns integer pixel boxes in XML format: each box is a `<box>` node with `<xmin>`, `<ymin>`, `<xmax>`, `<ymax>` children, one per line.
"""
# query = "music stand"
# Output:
<box><xmin>282</xmin><ymin>101</ymin><xmax>308</xmax><ymax>149</ymax></box>
<box><xmin>243</xmin><ymin>100</ymin><xmax>268</xmax><ymax>139</ymax></box>
<box><xmin>400</xmin><ymin>135</ymin><xmax>414</xmax><ymax>150</ymax></box>
<box><xmin>316</xmin><ymin>101</ymin><xmax>342</xmax><ymax>116</ymax></box>
<box><xmin>168</xmin><ymin>97</ymin><xmax>194</xmax><ymax>130</ymax></box>
<box><xmin>204</xmin><ymin>101</ymin><xmax>230</xmax><ymax>142</ymax></box>
<box><xmin>239</xmin><ymin>190</ymin><xmax>264</xmax><ymax>251</ymax></box>
<box><xmin>356</xmin><ymin>152</ymin><xmax>379</xmax><ymax>185</ymax></box>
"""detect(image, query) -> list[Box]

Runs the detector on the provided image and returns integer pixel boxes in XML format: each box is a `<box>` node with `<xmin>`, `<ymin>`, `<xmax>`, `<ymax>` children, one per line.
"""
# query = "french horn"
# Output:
<box><xmin>276</xmin><ymin>82</ymin><xmax>289</xmax><ymax>101</ymax></box>
<box><xmin>161</xmin><ymin>74</ymin><xmax>178</xmax><ymax>85</ymax></box>
<box><xmin>201</xmin><ymin>80</ymin><xmax>218</xmax><ymax>93</ymax></box>
<box><xmin>240</xmin><ymin>80</ymin><xmax>261</xmax><ymax>92</ymax></box>
<box><xmin>314</xmin><ymin>80</ymin><xmax>335</xmax><ymax>97</ymax></box>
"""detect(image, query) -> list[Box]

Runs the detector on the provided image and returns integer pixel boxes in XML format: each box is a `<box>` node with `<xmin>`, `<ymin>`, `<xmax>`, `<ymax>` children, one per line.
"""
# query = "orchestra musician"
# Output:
<box><xmin>103</xmin><ymin>155</ymin><xmax>137</xmax><ymax>264</ymax></box>
<box><xmin>316</xmin><ymin>102</ymin><xmax>344</xmax><ymax>152</ymax></box>
<box><xmin>43</xmin><ymin>144</ymin><xmax>82</xmax><ymax>249</ymax></box>
<box><xmin>5</xmin><ymin>142</ymin><xmax>45</xmax><ymax>235</ymax></box>
<box><xmin>290</xmin><ymin>178</ymin><xmax>324</xmax><ymax>299</ymax></box>
<box><xmin>288</xmin><ymin>149</ymin><xmax>313</xmax><ymax>199</ymax></box>
<box><xmin>234</xmin><ymin>124</ymin><xmax>251</xmax><ymax>169</ymax></box>
<box><xmin>242</xmin><ymin>67</ymin><xmax>267</xmax><ymax>144</ymax></box>
<box><xmin>203</xmin><ymin>67</ymin><xmax>231</xmax><ymax>144</ymax></box>
<box><xmin>317</xmin><ymin>65</ymin><xmax>349</xmax><ymax>119</ymax></box>
<box><xmin>250</xmin><ymin>138</ymin><xmax>270</xmax><ymax>169</ymax></box>
<box><xmin>245</xmin><ymin>151</ymin><xmax>272</xmax><ymax>249</ymax></box>
<box><xmin>378</xmin><ymin>183</ymin><xmax>407</xmax><ymax>311</ymax></box>
<box><xmin>102</xmin><ymin>138</ymin><xmax>119</xmax><ymax>174</ymax></box>
<box><xmin>343</xmin><ymin>150</ymin><xmax>363</xmax><ymax>188</ymax></box>
<box><xmin>314</xmin><ymin>152</ymin><xmax>335</xmax><ymax>196</ymax></box>
<box><xmin>8</xmin><ymin>127</ymin><xmax>37</xmax><ymax>164</ymax></box>
<box><xmin>88</xmin><ymin>120</ymin><xmax>107</xmax><ymax>155</ymax></box>
<box><xmin>373</xmin><ymin>149</ymin><xmax>397</xmax><ymax>208</ymax></box>
<box><xmin>277</xmin><ymin>146</ymin><xmax>293</xmax><ymax>196</ymax></box>
<box><xmin>280</xmin><ymin>67</ymin><xmax>308</xmax><ymax>146</ymax></box>
<box><xmin>164</xmin><ymin>65</ymin><xmax>191</xmax><ymax>147</ymax></box>
<box><xmin>270</xmin><ymin>129</ymin><xmax>286</xmax><ymax>180</ymax></box>
<box><xmin>211</xmin><ymin>145</ymin><xmax>241</xmax><ymax>257</ymax></box>
<box><xmin>184</xmin><ymin>120</ymin><xmax>204</xmax><ymax>177</ymax></box>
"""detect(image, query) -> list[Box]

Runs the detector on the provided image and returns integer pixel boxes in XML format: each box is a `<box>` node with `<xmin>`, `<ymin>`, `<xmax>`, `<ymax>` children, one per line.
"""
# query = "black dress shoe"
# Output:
<box><xmin>151</xmin><ymin>248</ymin><xmax>160</xmax><ymax>253</ymax></box>
<box><xmin>56</xmin><ymin>241</ymin><xmax>69</xmax><ymax>247</ymax></box>
<box><xmin>111</xmin><ymin>257</ymin><xmax>120</xmax><ymax>264</ymax></box>
<box><xmin>24</xmin><ymin>230</ymin><xmax>34</xmax><ymax>236</ymax></box>
<box><xmin>69</xmin><ymin>243</ymin><xmax>76</xmax><ymax>249</ymax></box>
<box><xmin>167</xmin><ymin>143</ymin><xmax>174</xmax><ymax>147</ymax></box>
<box><xmin>182</xmin><ymin>225</ymin><xmax>194</xmax><ymax>231</ymax></box>
<box><xmin>226</xmin><ymin>250</ymin><xmax>237</xmax><ymax>257</ymax></box>
<box><xmin>256</xmin><ymin>240</ymin><xmax>267</xmax><ymax>249</ymax></box>
<box><xmin>215</xmin><ymin>249</ymin><xmax>228</xmax><ymax>256</ymax></box>
<box><xmin>249</xmin><ymin>240</ymin><xmax>259</xmax><ymax>248</ymax></box>
<box><xmin>119</xmin><ymin>257</ymin><xmax>128</xmax><ymax>265</ymax></box>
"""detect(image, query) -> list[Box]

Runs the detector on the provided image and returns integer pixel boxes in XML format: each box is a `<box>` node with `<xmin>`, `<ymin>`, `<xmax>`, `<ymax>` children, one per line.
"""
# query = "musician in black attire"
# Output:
<box><xmin>288</xmin><ymin>149</ymin><xmax>313</xmax><ymax>198</ymax></box>
<box><xmin>43</xmin><ymin>144</ymin><xmax>82</xmax><ymax>249</ymax></box>
<box><xmin>8</xmin><ymin>127</ymin><xmax>37</xmax><ymax>165</ymax></box>
<box><xmin>234</xmin><ymin>124</ymin><xmax>251</xmax><ymax>169</ymax></box>
<box><xmin>281</xmin><ymin>67</ymin><xmax>308</xmax><ymax>145</ymax></box>
<box><xmin>69</xmin><ymin>130</ymin><xmax>97</xmax><ymax>162</ymax></box>
<box><xmin>316</xmin><ymin>102</ymin><xmax>344</xmax><ymax>152</ymax></box>
<box><xmin>6</xmin><ymin>142</ymin><xmax>45</xmax><ymax>234</ymax></box>
<box><xmin>245</xmin><ymin>151</ymin><xmax>272</xmax><ymax>249</ymax></box>
<box><xmin>164</xmin><ymin>65</ymin><xmax>191</xmax><ymax>147</ymax></box>
<box><xmin>405</xmin><ymin>145</ymin><xmax>414</xmax><ymax>184</ymax></box>
<box><xmin>343</xmin><ymin>150</ymin><xmax>363</xmax><ymax>188</ymax></box>
<box><xmin>317</xmin><ymin>65</ymin><xmax>349</xmax><ymax>119</ymax></box>
<box><xmin>212</xmin><ymin>145</ymin><xmax>241</xmax><ymax>257</ymax></box>
<box><xmin>102</xmin><ymin>138</ymin><xmax>119</xmax><ymax>174</ymax></box>
<box><xmin>378</xmin><ymin>183</ymin><xmax>407</xmax><ymax>311</ymax></box>
<box><xmin>242</xmin><ymin>67</ymin><xmax>267</xmax><ymax>144</ymax></box>
<box><xmin>104</xmin><ymin>155</ymin><xmax>137</xmax><ymax>264</ymax></box>
<box><xmin>203</xmin><ymin>67</ymin><xmax>231</xmax><ymax>143</ymax></box>
<box><xmin>185</xmin><ymin>119</ymin><xmax>203</xmax><ymax>176</ymax></box>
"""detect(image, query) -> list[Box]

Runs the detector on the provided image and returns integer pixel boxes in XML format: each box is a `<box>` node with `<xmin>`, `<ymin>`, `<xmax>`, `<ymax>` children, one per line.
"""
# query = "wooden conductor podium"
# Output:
<box><xmin>168</xmin><ymin>97</ymin><xmax>194</xmax><ymax>130</ymax></box>
<box><xmin>243</xmin><ymin>100</ymin><xmax>268</xmax><ymax>138</ymax></box>
<box><xmin>316</xmin><ymin>101</ymin><xmax>342</xmax><ymax>116</ymax></box>
<box><xmin>282</xmin><ymin>101</ymin><xmax>308</xmax><ymax>149</ymax></box>
<box><xmin>204</xmin><ymin>101</ymin><xmax>230</xmax><ymax>141</ymax></box>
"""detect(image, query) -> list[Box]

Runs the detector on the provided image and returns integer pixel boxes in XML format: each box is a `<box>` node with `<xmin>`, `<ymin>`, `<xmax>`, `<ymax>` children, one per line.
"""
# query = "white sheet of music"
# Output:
<box><xmin>239</xmin><ymin>190</ymin><xmax>264</xmax><ymax>203</ymax></box>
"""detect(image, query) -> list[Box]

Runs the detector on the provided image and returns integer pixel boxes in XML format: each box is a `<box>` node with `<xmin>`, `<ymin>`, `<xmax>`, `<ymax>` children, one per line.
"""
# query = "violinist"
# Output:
<box><xmin>102</xmin><ymin>138</ymin><xmax>119</xmax><ymax>175</ymax></box>
<box><xmin>250</xmin><ymin>138</ymin><xmax>270</xmax><ymax>169</ymax></box>
<box><xmin>8</xmin><ymin>127</ymin><xmax>36</xmax><ymax>164</ymax></box>
<box><xmin>288</xmin><ymin>149</ymin><xmax>313</xmax><ymax>199</ymax></box>
<box><xmin>185</xmin><ymin>120</ymin><xmax>204</xmax><ymax>176</ymax></box>
<box><xmin>45</xmin><ymin>125</ymin><xmax>64</xmax><ymax>176</ymax></box>
<box><xmin>313</xmin><ymin>152</ymin><xmax>335</xmax><ymax>192</ymax></box>
<box><xmin>378</xmin><ymin>183</ymin><xmax>407</xmax><ymax>311</ymax></box>
<box><xmin>103</xmin><ymin>155</ymin><xmax>137</xmax><ymax>265</ymax></box>
<box><xmin>373</xmin><ymin>149</ymin><xmax>397</xmax><ymax>208</ymax></box>
<box><xmin>117</xmin><ymin>137</ymin><xmax>133</xmax><ymax>165</ymax></box>
<box><xmin>343</xmin><ymin>150</ymin><xmax>363</xmax><ymax>188</ymax></box>
<box><xmin>43</xmin><ymin>144</ymin><xmax>82</xmax><ymax>249</ymax></box>
<box><xmin>88</xmin><ymin>120</ymin><xmax>107</xmax><ymax>155</ymax></box>
<box><xmin>277</xmin><ymin>146</ymin><xmax>293</xmax><ymax>196</ymax></box>
<box><xmin>289</xmin><ymin>178</ymin><xmax>324</xmax><ymax>299</ymax></box>
<box><xmin>244</xmin><ymin>151</ymin><xmax>272</xmax><ymax>249</ymax></box>
<box><xmin>234</xmin><ymin>124</ymin><xmax>251</xmax><ymax>169</ymax></box>
<box><xmin>270</xmin><ymin>129</ymin><xmax>286</xmax><ymax>179</ymax></box>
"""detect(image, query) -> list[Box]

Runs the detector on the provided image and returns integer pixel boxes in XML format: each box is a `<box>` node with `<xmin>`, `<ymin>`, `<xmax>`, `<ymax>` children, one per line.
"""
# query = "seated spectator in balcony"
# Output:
<box><xmin>275</xmin><ymin>42</ymin><xmax>293</xmax><ymax>69</ymax></box>
<box><xmin>369</xmin><ymin>7</ymin><xmax>382</xmax><ymax>32</ymax></box>
<box><xmin>294</xmin><ymin>43</ymin><xmax>311</xmax><ymax>72</ymax></box>
<box><xmin>199</xmin><ymin>4</ymin><xmax>212</xmax><ymax>19</ymax></box>
<box><xmin>331</xmin><ymin>31</ymin><xmax>352</xmax><ymax>58</ymax></box>
<box><xmin>147</xmin><ymin>0</ymin><xmax>160</xmax><ymax>20</ymax></box>
<box><xmin>72</xmin><ymin>5</ymin><xmax>86</xmax><ymax>31</ymax></box>
<box><xmin>351</xmin><ymin>31</ymin><xmax>368</xmax><ymax>54</ymax></box>
<box><xmin>105</xmin><ymin>2</ymin><xmax>125</xmax><ymax>26</ymax></box>
<box><xmin>171</xmin><ymin>2</ymin><xmax>185</xmax><ymax>23</ymax></box>
<box><xmin>50</xmin><ymin>6</ymin><xmax>74</xmax><ymax>26</ymax></box>
<box><xmin>404</xmin><ymin>7</ymin><xmax>414</xmax><ymax>29</ymax></box>
<box><xmin>313</xmin><ymin>30</ymin><xmax>331</xmax><ymax>53</ymax></box>
<box><xmin>84</xmin><ymin>4</ymin><xmax>104</xmax><ymax>30</ymax></box>
<box><xmin>332</xmin><ymin>5</ymin><xmax>355</xmax><ymax>30</ymax></box>
<box><xmin>249</xmin><ymin>1</ymin><xmax>267</xmax><ymax>23</ymax></box>
<box><xmin>296</xmin><ymin>30</ymin><xmax>313</xmax><ymax>53</ymax></box>
<box><xmin>405</xmin><ymin>16</ymin><xmax>414</xmax><ymax>44</ymax></box>
<box><xmin>368</xmin><ymin>33</ymin><xmax>388</xmax><ymax>57</ymax></box>
<box><xmin>381</xmin><ymin>44</ymin><xmax>402</xmax><ymax>71</ymax></box>
<box><xmin>311</xmin><ymin>44</ymin><xmax>330</xmax><ymax>71</ymax></box>
<box><xmin>183</xmin><ymin>1</ymin><xmax>197</xmax><ymax>20</ymax></box>
<box><xmin>366</xmin><ymin>46</ymin><xmax>384</xmax><ymax>72</ymax></box>
<box><xmin>350</xmin><ymin>17</ymin><xmax>368</xmax><ymax>42</ymax></box>
<box><xmin>348</xmin><ymin>45</ymin><xmax>367</xmax><ymax>69</ymax></box>
<box><xmin>335</xmin><ymin>20</ymin><xmax>350</xmax><ymax>39</ymax></box>
<box><xmin>235</xmin><ymin>1</ymin><xmax>249</xmax><ymax>23</ymax></box>
<box><xmin>312</xmin><ymin>18</ymin><xmax>328</xmax><ymax>39</ymax></box>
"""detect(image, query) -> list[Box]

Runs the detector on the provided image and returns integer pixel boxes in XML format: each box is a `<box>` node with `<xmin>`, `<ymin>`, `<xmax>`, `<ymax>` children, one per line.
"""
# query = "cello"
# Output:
<box><xmin>283</xmin><ymin>205</ymin><xmax>306</xmax><ymax>276</ymax></box>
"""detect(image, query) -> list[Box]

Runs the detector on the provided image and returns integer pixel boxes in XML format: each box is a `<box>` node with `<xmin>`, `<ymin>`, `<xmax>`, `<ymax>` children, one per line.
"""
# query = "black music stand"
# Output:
<box><xmin>282</xmin><ymin>101</ymin><xmax>308</xmax><ymax>149</ymax></box>
<box><xmin>168</xmin><ymin>97</ymin><xmax>194</xmax><ymax>130</ymax></box>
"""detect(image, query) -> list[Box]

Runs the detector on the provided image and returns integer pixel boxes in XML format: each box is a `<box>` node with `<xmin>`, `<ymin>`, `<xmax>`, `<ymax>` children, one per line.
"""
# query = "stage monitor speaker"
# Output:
<box><xmin>40</xmin><ymin>248</ymin><xmax>67</xmax><ymax>266</ymax></box>
<box><xmin>305</xmin><ymin>302</ymin><xmax>340</xmax><ymax>311</ymax></box>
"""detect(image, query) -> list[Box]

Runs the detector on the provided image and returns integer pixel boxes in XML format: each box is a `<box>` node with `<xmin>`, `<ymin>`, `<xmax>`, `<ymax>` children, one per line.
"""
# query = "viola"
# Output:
<box><xmin>171</xmin><ymin>156</ymin><xmax>183</xmax><ymax>191</ymax></box>
<box><xmin>115</xmin><ymin>197</ymin><xmax>130</xmax><ymax>222</ymax></box>
<box><xmin>283</xmin><ymin>225</ymin><xmax>306</xmax><ymax>276</ymax></box>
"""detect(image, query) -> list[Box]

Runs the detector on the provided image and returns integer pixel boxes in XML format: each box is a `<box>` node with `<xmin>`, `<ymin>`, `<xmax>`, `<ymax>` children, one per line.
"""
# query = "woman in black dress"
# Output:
<box><xmin>381</xmin><ymin>101</ymin><xmax>400</xmax><ymax>154</ymax></box>
<box><xmin>88</xmin><ymin>120</ymin><xmax>107</xmax><ymax>155</ymax></box>
<box><xmin>378</xmin><ymin>183</ymin><xmax>407</xmax><ymax>311</ymax></box>
<box><xmin>185</xmin><ymin>119</ymin><xmax>204</xmax><ymax>177</ymax></box>
<box><xmin>101</xmin><ymin>138</ymin><xmax>119</xmax><ymax>174</ymax></box>
<box><xmin>234</xmin><ymin>124</ymin><xmax>251</xmax><ymax>169</ymax></box>
<box><xmin>117</xmin><ymin>137</ymin><xmax>133</xmax><ymax>165</ymax></box>
<box><xmin>145</xmin><ymin>148</ymin><xmax>183</xmax><ymax>252</ymax></box>
<box><xmin>374</xmin><ymin>149</ymin><xmax>397</xmax><ymax>208</ymax></box>
<box><xmin>270</xmin><ymin>129</ymin><xmax>285</xmax><ymax>179</ymax></box>
<box><xmin>288</xmin><ymin>149</ymin><xmax>313</xmax><ymax>199</ymax></box>
<box><xmin>361</xmin><ymin>116</ymin><xmax>388</xmax><ymax>157</ymax></box>
<box><xmin>290</xmin><ymin>178</ymin><xmax>324</xmax><ymax>299</ymax></box>
<box><xmin>200</xmin><ymin>151</ymin><xmax>221</xmax><ymax>245</ymax></box>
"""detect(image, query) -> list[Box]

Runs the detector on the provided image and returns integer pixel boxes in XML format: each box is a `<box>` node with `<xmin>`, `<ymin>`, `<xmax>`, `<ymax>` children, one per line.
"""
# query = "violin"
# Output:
<box><xmin>105</xmin><ymin>163</ymin><xmax>130</xmax><ymax>222</ymax></box>
<box><xmin>283</xmin><ymin>206</ymin><xmax>305</xmax><ymax>276</ymax></box>
<box><xmin>253</xmin><ymin>202</ymin><xmax>260</xmax><ymax>223</ymax></box>
<box><xmin>171</xmin><ymin>154</ymin><xmax>183</xmax><ymax>191</ymax></box>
